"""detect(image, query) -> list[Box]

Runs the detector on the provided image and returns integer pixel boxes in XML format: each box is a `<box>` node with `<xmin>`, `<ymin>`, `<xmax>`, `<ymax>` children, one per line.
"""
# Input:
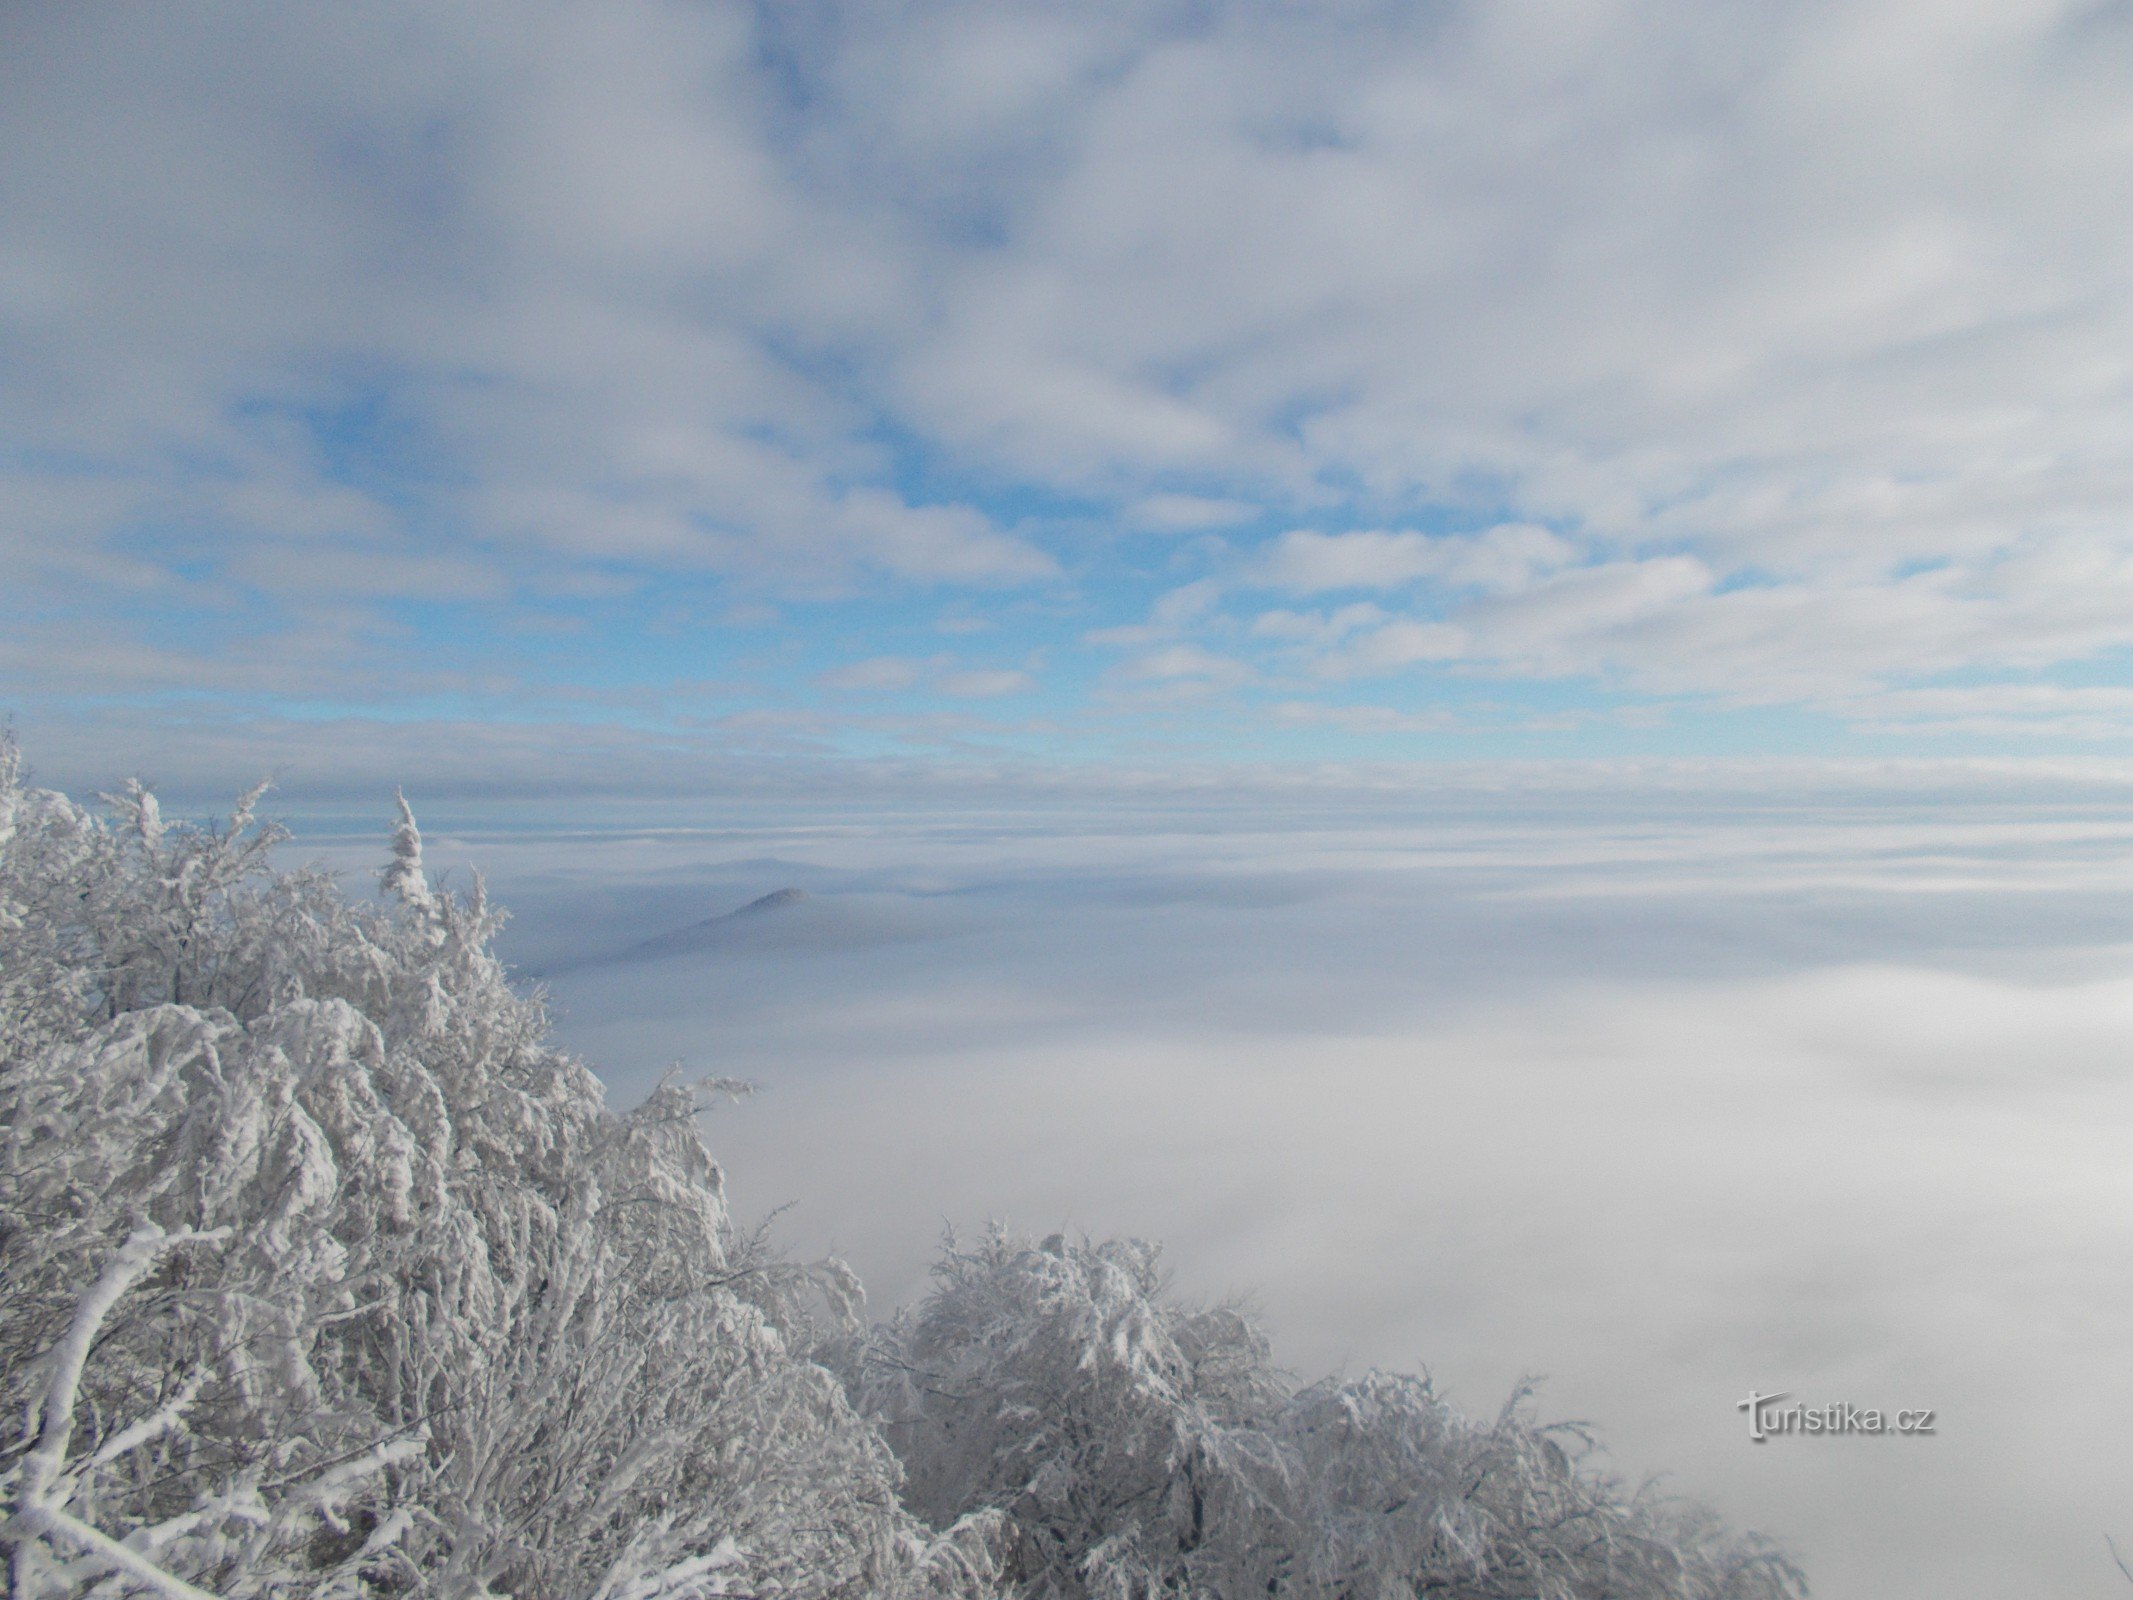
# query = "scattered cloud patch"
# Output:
<box><xmin>1126</xmin><ymin>492</ymin><xmax>1259</xmax><ymax>532</ymax></box>
<box><xmin>1116</xmin><ymin>643</ymin><xmax>1253</xmax><ymax>688</ymax></box>
<box><xmin>1839</xmin><ymin>682</ymin><xmax>2133</xmax><ymax>738</ymax></box>
<box><xmin>1315</xmin><ymin>619</ymin><xmax>1470</xmax><ymax>678</ymax></box>
<box><xmin>1255</xmin><ymin>530</ymin><xmax>1444</xmax><ymax>593</ymax></box>
<box><xmin>1085</xmin><ymin>579</ymin><xmax>1227</xmax><ymax>647</ymax></box>
<box><xmin>1247</xmin><ymin>603</ymin><xmax>1387</xmax><ymax>645</ymax></box>
<box><xmin>1268</xmin><ymin>700</ymin><xmax>1460</xmax><ymax>734</ymax></box>
<box><xmin>938</xmin><ymin>667</ymin><xmax>1035</xmax><ymax>698</ymax></box>
<box><xmin>821</xmin><ymin>654</ymin><xmax>1037</xmax><ymax>699</ymax></box>
<box><xmin>820</xmin><ymin>656</ymin><xmax>929</xmax><ymax>693</ymax></box>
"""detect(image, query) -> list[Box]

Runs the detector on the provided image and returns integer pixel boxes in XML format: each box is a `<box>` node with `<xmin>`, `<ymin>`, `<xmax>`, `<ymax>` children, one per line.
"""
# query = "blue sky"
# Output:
<box><xmin>10</xmin><ymin>0</ymin><xmax>2133</xmax><ymax>795</ymax></box>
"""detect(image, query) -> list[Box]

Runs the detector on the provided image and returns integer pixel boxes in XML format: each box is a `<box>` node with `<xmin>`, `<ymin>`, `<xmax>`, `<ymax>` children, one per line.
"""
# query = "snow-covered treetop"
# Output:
<box><xmin>380</xmin><ymin>789</ymin><xmax>433</xmax><ymax>912</ymax></box>
<box><xmin>0</xmin><ymin>738</ymin><xmax>1000</xmax><ymax>1600</ymax></box>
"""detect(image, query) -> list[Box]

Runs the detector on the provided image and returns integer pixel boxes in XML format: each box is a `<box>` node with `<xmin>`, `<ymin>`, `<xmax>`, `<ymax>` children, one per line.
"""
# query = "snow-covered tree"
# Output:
<box><xmin>0</xmin><ymin>740</ymin><xmax>1002</xmax><ymax>1600</ymax></box>
<box><xmin>379</xmin><ymin>792</ymin><xmax>433</xmax><ymax>915</ymax></box>
<box><xmin>867</xmin><ymin>1229</ymin><xmax>1805</xmax><ymax>1600</ymax></box>
<box><xmin>863</xmin><ymin>1231</ymin><xmax>1286</xmax><ymax>1598</ymax></box>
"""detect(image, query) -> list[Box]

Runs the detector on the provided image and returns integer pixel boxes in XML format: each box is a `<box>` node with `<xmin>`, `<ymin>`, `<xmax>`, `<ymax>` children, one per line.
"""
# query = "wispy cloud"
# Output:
<box><xmin>1125</xmin><ymin>493</ymin><xmax>1259</xmax><ymax>533</ymax></box>
<box><xmin>819</xmin><ymin>654</ymin><xmax>1037</xmax><ymax>698</ymax></box>
<box><xmin>937</xmin><ymin>667</ymin><xmax>1035</xmax><ymax>698</ymax></box>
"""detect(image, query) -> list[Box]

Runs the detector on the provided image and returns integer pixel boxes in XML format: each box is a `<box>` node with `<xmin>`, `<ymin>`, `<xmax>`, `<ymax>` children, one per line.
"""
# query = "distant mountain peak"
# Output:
<box><xmin>729</xmin><ymin>886</ymin><xmax>807</xmax><ymax>917</ymax></box>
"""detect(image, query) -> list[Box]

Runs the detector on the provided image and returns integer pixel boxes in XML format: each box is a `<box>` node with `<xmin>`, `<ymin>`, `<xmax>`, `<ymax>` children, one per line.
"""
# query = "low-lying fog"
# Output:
<box><xmin>291</xmin><ymin>784</ymin><xmax>2133</xmax><ymax>1598</ymax></box>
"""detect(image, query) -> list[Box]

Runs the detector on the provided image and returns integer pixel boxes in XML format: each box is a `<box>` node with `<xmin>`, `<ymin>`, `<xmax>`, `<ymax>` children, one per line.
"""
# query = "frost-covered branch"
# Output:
<box><xmin>16</xmin><ymin>1227</ymin><xmax>227</xmax><ymax>1506</ymax></box>
<box><xmin>9</xmin><ymin>1499</ymin><xmax>223</xmax><ymax>1600</ymax></box>
<box><xmin>8</xmin><ymin>1226</ymin><xmax>230</xmax><ymax>1600</ymax></box>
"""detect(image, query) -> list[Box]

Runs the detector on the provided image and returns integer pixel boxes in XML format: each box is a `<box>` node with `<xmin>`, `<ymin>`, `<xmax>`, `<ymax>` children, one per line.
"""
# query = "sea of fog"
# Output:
<box><xmin>284</xmin><ymin>779</ymin><xmax>2133</xmax><ymax>1599</ymax></box>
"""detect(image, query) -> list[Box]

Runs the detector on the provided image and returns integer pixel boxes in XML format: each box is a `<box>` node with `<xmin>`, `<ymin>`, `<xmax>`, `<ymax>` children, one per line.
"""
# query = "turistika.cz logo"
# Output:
<box><xmin>1736</xmin><ymin>1390</ymin><xmax>1936</xmax><ymax>1442</ymax></box>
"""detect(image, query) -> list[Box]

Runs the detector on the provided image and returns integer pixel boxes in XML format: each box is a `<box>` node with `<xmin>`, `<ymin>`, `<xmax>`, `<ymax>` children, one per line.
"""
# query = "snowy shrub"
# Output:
<box><xmin>0</xmin><ymin>741</ymin><xmax>1001</xmax><ymax>1600</ymax></box>
<box><xmin>868</xmin><ymin>1228</ymin><xmax>1807</xmax><ymax>1600</ymax></box>
<box><xmin>867</xmin><ymin>1232</ymin><xmax>1289</xmax><ymax>1598</ymax></box>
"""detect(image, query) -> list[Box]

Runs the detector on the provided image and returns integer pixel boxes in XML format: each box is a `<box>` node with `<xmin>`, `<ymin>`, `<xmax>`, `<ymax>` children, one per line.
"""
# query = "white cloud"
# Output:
<box><xmin>11</xmin><ymin>2</ymin><xmax>2133</xmax><ymax>725</ymax></box>
<box><xmin>1316</xmin><ymin>618</ymin><xmax>1469</xmax><ymax>677</ymax></box>
<box><xmin>1084</xmin><ymin>578</ymin><xmax>1226</xmax><ymax>646</ymax></box>
<box><xmin>1116</xmin><ymin>643</ymin><xmax>1253</xmax><ymax>688</ymax></box>
<box><xmin>1267</xmin><ymin>700</ymin><xmax>1458</xmax><ymax>734</ymax></box>
<box><xmin>865</xmin><ymin>1</ymin><xmax>2133</xmax><ymax>692</ymax></box>
<box><xmin>1255</xmin><ymin>529</ymin><xmax>1443</xmax><ymax>592</ymax></box>
<box><xmin>820</xmin><ymin>656</ymin><xmax>928</xmax><ymax>692</ymax></box>
<box><xmin>1125</xmin><ymin>492</ymin><xmax>1258</xmax><ymax>532</ymax></box>
<box><xmin>238</xmin><ymin>544</ymin><xmax>509</xmax><ymax>602</ymax></box>
<box><xmin>1441</xmin><ymin>523</ymin><xmax>1579</xmax><ymax>592</ymax></box>
<box><xmin>1247</xmin><ymin>602</ymin><xmax>1386</xmax><ymax>644</ymax></box>
<box><xmin>1835</xmin><ymin>682</ymin><xmax>2133</xmax><ymax>739</ymax></box>
<box><xmin>0</xmin><ymin>0</ymin><xmax>1056</xmax><ymax>640</ymax></box>
<box><xmin>825</xmin><ymin>488</ymin><xmax>1056</xmax><ymax>585</ymax></box>
<box><xmin>821</xmin><ymin>654</ymin><xmax>1036</xmax><ymax>699</ymax></box>
<box><xmin>1467</xmin><ymin>555</ymin><xmax>1715</xmax><ymax>661</ymax></box>
<box><xmin>1254</xmin><ymin>522</ymin><xmax>1579</xmax><ymax>598</ymax></box>
<box><xmin>1274</xmin><ymin>554</ymin><xmax>1729</xmax><ymax>686</ymax></box>
<box><xmin>937</xmin><ymin>667</ymin><xmax>1035</xmax><ymax>698</ymax></box>
<box><xmin>1869</xmin><ymin>685</ymin><xmax>2133</xmax><ymax>719</ymax></box>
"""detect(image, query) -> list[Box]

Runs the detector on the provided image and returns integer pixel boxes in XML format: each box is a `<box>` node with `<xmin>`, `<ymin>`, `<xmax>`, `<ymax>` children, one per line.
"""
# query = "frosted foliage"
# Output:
<box><xmin>0</xmin><ymin>740</ymin><xmax>1003</xmax><ymax>1600</ymax></box>
<box><xmin>866</xmin><ymin>1230</ymin><xmax>1807</xmax><ymax>1600</ymax></box>
<box><xmin>1</xmin><ymin>735</ymin><xmax>1798</xmax><ymax>1600</ymax></box>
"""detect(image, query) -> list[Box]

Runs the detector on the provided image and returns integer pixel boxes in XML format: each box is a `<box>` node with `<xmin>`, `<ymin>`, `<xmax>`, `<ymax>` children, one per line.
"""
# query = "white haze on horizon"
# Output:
<box><xmin>282</xmin><ymin>790</ymin><xmax>2133</xmax><ymax>1599</ymax></box>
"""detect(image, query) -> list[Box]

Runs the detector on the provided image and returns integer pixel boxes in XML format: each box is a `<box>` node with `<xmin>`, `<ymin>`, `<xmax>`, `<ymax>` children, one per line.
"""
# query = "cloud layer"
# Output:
<box><xmin>10</xmin><ymin>1</ymin><xmax>2133</xmax><ymax>762</ymax></box>
<box><xmin>286</xmin><ymin>785</ymin><xmax>2133</xmax><ymax>1600</ymax></box>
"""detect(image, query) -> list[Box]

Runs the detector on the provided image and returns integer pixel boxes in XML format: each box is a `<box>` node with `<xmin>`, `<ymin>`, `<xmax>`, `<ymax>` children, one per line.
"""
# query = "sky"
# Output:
<box><xmin>10</xmin><ymin>0</ymin><xmax>2133</xmax><ymax>785</ymax></box>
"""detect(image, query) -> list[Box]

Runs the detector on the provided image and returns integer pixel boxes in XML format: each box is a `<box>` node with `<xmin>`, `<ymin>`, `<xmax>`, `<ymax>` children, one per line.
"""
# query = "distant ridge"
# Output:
<box><xmin>539</xmin><ymin>884</ymin><xmax>964</xmax><ymax>978</ymax></box>
<box><xmin>549</xmin><ymin>886</ymin><xmax>812</xmax><ymax>972</ymax></box>
<box><xmin>625</xmin><ymin>886</ymin><xmax>809</xmax><ymax>955</ymax></box>
<box><xmin>728</xmin><ymin>886</ymin><xmax>808</xmax><ymax>916</ymax></box>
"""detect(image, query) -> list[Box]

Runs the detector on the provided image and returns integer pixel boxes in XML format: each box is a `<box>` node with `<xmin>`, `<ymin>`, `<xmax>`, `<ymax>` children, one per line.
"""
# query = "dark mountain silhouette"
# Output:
<box><xmin>728</xmin><ymin>886</ymin><xmax>809</xmax><ymax>916</ymax></box>
<box><xmin>536</xmin><ymin>884</ymin><xmax>976</xmax><ymax>978</ymax></box>
<box><xmin>609</xmin><ymin>886</ymin><xmax>811</xmax><ymax>962</ymax></box>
